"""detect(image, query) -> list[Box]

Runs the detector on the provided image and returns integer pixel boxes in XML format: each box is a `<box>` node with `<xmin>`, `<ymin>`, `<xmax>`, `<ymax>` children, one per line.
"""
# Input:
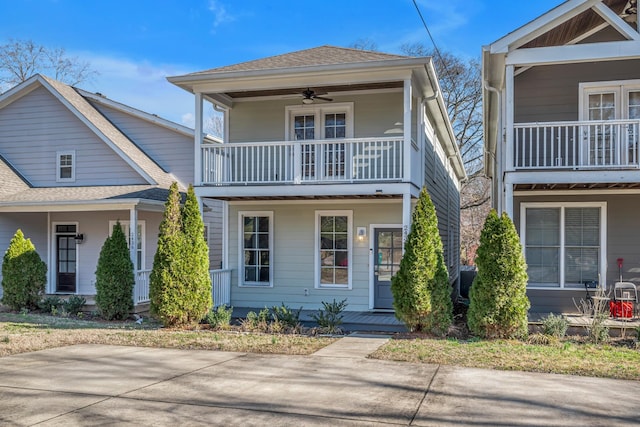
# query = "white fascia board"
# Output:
<box><xmin>194</xmin><ymin>182</ymin><xmax>418</xmax><ymax>199</ymax></box>
<box><xmin>0</xmin><ymin>74</ymin><xmax>44</xmax><ymax>109</ymax></box>
<box><xmin>592</xmin><ymin>2</ymin><xmax>640</xmax><ymax>40</ymax></box>
<box><xmin>505</xmin><ymin>40</ymin><xmax>640</xmax><ymax>66</ymax></box>
<box><xmin>505</xmin><ymin>169</ymin><xmax>640</xmax><ymax>185</ymax></box>
<box><xmin>490</xmin><ymin>0</ymin><xmax>601</xmax><ymax>54</ymax></box>
<box><xmin>0</xmin><ymin>198</ymin><xmax>167</xmax><ymax>213</ymax></box>
<box><xmin>78</xmin><ymin>89</ymin><xmax>196</xmax><ymax>137</ymax></box>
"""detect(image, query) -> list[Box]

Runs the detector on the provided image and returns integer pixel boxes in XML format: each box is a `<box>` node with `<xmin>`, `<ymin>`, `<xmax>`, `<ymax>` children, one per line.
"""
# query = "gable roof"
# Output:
<box><xmin>188</xmin><ymin>45</ymin><xmax>409</xmax><ymax>75</ymax></box>
<box><xmin>0</xmin><ymin>155</ymin><xmax>30</xmax><ymax>198</ymax></box>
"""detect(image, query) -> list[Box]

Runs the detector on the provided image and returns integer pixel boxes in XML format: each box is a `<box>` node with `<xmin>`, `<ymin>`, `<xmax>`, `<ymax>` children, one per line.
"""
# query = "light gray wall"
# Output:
<box><xmin>0</xmin><ymin>86</ymin><xmax>145</xmax><ymax>186</ymax></box>
<box><xmin>226</xmin><ymin>201</ymin><xmax>402</xmax><ymax>311</ymax></box>
<box><xmin>514</xmin><ymin>60</ymin><xmax>640</xmax><ymax>123</ymax></box>
<box><xmin>90</xmin><ymin>102</ymin><xmax>195</xmax><ymax>186</ymax></box>
<box><xmin>203</xmin><ymin>201</ymin><xmax>223</xmax><ymax>270</ymax></box>
<box><xmin>513</xmin><ymin>193</ymin><xmax>640</xmax><ymax>313</ymax></box>
<box><xmin>228</xmin><ymin>92</ymin><xmax>404</xmax><ymax>142</ymax></box>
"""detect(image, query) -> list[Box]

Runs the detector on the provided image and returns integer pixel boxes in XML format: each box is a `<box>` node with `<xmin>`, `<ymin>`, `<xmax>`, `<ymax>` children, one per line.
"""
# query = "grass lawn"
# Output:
<box><xmin>0</xmin><ymin>312</ymin><xmax>335</xmax><ymax>357</ymax></box>
<box><xmin>370</xmin><ymin>335</ymin><xmax>640</xmax><ymax>381</ymax></box>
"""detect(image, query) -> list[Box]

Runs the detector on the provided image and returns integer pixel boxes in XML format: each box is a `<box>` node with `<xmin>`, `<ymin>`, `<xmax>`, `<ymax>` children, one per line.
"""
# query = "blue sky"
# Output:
<box><xmin>1</xmin><ymin>0</ymin><xmax>562</xmax><ymax>126</ymax></box>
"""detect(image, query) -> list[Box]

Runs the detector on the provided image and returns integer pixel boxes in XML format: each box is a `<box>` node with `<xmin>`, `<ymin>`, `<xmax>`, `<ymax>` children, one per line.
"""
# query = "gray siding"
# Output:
<box><xmin>514</xmin><ymin>60</ymin><xmax>640</xmax><ymax>123</ymax></box>
<box><xmin>0</xmin><ymin>86</ymin><xmax>145</xmax><ymax>186</ymax></box>
<box><xmin>90</xmin><ymin>102</ymin><xmax>195</xmax><ymax>186</ymax></box>
<box><xmin>514</xmin><ymin>193</ymin><xmax>640</xmax><ymax>313</ymax></box>
<box><xmin>203</xmin><ymin>200</ymin><xmax>223</xmax><ymax>270</ymax></box>
<box><xmin>226</xmin><ymin>201</ymin><xmax>402</xmax><ymax>311</ymax></box>
<box><xmin>229</xmin><ymin>92</ymin><xmax>404</xmax><ymax>142</ymax></box>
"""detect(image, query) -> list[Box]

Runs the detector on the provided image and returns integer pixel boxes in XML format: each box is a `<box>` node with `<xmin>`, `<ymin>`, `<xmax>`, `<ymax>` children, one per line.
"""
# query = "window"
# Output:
<box><xmin>109</xmin><ymin>221</ymin><xmax>145</xmax><ymax>270</ymax></box>
<box><xmin>286</xmin><ymin>103</ymin><xmax>353</xmax><ymax>180</ymax></box>
<box><xmin>521</xmin><ymin>203</ymin><xmax>605</xmax><ymax>289</ymax></box>
<box><xmin>57</xmin><ymin>151</ymin><xmax>75</xmax><ymax>182</ymax></box>
<box><xmin>315</xmin><ymin>210</ymin><xmax>352</xmax><ymax>288</ymax></box>
<box><xmin>239</xmin><ymin>212</ymin><xmax>273</xmax><ymax>287</ymax></box>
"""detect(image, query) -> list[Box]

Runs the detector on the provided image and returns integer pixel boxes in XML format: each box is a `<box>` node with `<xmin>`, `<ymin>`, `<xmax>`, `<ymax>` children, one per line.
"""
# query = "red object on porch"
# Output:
<box><xmin>609</xmin><ymin>300</ymin><xmax>633</xmax><ymax>318</ymax></box>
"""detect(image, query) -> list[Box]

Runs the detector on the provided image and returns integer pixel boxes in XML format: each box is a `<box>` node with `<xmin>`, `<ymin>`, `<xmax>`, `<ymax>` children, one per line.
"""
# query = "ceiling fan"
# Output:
<box><xmin>301</xmin><ymin>88</ymin><xmax>332</xmax><ymax>104</ymax></box>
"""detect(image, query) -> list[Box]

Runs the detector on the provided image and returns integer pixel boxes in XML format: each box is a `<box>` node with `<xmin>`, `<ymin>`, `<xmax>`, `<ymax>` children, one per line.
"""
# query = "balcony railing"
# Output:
<box><xmin>514</xmin><ymin>120</ymin><xmax>640</xmax><ymax>170</ymax></box>
<box><xmin>202</xmin><ymin>137</ymin><xmax>404</xmax><ymax>185</ymax></box>
<box><xmin>210</xmin><ymin>268</ymin><xmax>232</xmax><ymax>307</ymax></box>
<box><xmin>134</xmin><ymin>269</ymin><xmax>151</xmax><ymax>304</ymax></box>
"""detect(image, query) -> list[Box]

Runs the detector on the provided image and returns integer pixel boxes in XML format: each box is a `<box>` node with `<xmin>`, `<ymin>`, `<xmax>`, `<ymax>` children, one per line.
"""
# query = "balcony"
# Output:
<box><xmin>514</xmin><ymin>120</ymin><xmax>640</xmax><ymax>170</ymax></box>
<box><xmin>201</xmin><ymin>137</ymin><xmax>405</xmax><ymax>185</ymax></box>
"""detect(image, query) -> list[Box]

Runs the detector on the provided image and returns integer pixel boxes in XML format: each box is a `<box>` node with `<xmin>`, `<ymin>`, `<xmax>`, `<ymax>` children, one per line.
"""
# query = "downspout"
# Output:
<box><xmin>483</xmin><ymin>79</ymin><xmax>502</xmax><ymax>214</ymax></box>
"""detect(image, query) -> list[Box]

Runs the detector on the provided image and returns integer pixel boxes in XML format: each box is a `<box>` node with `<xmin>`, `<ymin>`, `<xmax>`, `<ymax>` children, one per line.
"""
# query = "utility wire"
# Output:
<box><xmin>411</xmin><ymin>0</ymin><xmax>455</xmax><ymax>80</ymax></box>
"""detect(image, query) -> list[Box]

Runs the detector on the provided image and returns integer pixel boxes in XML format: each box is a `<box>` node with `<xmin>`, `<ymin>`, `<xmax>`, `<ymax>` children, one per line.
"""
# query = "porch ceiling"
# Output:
<box><xmin>514</xmin><ymin>181</ymin><xmax>640</xmax><ymax>191</ymax></box>
<box><xmin>221</xmin><ymin>81</ymin><xmax>403</xmax><ymax>99</ymax></box>
<box><xmin>203</xmin><ymin>194</ymin><xmax>402</xmax><ymax>202</ymax></box>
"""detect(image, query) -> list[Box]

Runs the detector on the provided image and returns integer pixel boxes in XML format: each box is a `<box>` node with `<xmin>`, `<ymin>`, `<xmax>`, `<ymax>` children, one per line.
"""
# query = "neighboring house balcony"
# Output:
<box><xmin>513</xmin><ymin>119</ymin><xmax>640</xmax><ymax>171</ymax></box>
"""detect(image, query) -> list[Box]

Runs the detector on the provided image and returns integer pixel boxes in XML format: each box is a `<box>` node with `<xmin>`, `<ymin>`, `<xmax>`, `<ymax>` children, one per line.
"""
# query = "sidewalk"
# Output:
<box><xmin>0</xmin><ymin>340</ymin><xmax>638</xmax><ymax>426</ymax></box>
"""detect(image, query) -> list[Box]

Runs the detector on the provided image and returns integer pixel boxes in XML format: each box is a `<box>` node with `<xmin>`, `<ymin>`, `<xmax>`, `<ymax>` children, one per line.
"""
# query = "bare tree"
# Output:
<box><xmin>0</xmin><ymin>39</ymin><xmax>96</xmax><ymax>91</ymax></box>
<box><xmin>401</xmin><ymin>43</ymin><xmax>490</xmax><ymax>264</ymax></box>
<box><xmin>348</xmin><ymin>38</ymin><xmax>379</xmax><ymax>52</ymax></box>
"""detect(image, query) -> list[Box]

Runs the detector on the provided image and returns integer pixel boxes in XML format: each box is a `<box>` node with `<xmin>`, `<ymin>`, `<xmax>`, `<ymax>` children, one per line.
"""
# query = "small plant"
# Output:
<box><xmin>241</xmin><ymin>308</ymin><xmax>271</xmax><ymax>332</ymax></box>
<box><xmin>205</xmin><ymin>305</ymin><xmax>233</xmax><ymax>329</ymax></box>
<box><xmin>63</xmin><ymin>295</ymin><xmax>86</xmax><ymax>316</ymax></box>
<box><xmin>38</xmin><ymin>296</ymin><xmax>63</xmax><ymax>314</ymax></box>
<box><xmin>541</xmin><ymin>313</ymin><xmax>569</xmax><ymax>338</ymax></box>
<box><xmin>527</xmin><ymin>333</ymin><xmax>556</xmax><ymax>346</ymax></box>
<box><xmin>271</xmin><ymin>303</ymin><xmax>301</xmax><ymax>329</ymax></box>
<box><xmin>311</xmin><ymin>298</ymin><xmax>348</xmax><ymax>334</ymax></box>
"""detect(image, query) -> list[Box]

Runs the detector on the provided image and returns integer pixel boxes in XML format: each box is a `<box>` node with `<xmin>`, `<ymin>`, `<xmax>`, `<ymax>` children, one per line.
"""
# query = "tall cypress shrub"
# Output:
<box><xmin>468</xmin><ymin>210</ymin><xmax>530</xmax><ymax>339</ymax></box>
<box><xmin>181</xmin><ymin>184</ymin><xmax>212</xmax><ymax>323</ymax></box>
<box><xmin>391</xmin><ymin>187</ymin><xmax>453</xmax><ymax>334</ymax></box>
<box><xmin>95</xmin><ymin>221</ymin><xmax>134</xmax><ymax>320</ymax></box>
<box><xmin>1</xmin><ymin>229</ymin><xmax>47</xmax><ymax>310</ymax></box>
<box><xmin>150</xmin><ymin>182</ymin><xmax>186</xmax><ymax>326</ymax></box>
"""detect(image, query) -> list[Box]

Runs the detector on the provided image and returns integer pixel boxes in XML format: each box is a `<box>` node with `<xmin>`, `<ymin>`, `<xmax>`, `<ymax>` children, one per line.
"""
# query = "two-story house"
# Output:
<box><xmin>483</xmin><ymin>0</ymin><xmax>640</xmax><ymax>312</ymax></box>
<box><xmin>0</xmin><ymin>74</ymin><xmax>222</xmax><ymax>308</ymax></box>
<box><xmin>169</xmin><ymin>46</ymin><xmax>466</xmax><ymax>312</ymax></box>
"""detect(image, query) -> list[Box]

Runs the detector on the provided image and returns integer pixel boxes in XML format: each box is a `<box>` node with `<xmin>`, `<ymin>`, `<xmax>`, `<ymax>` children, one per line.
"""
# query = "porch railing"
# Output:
<box><xmin>210</xmin><ymin>268</ymin><xmax>232</xmax><ymax>308</ymax></box>
<box><xmin>134</xmin><ymin>269</ymin><xmax>151</xmax><ymax>304</ymax></box>
<box><xmin>202</xmin><ymin>137</ymin><xmax>404</xmax><ymax>185</ymax></box>
<box><xmin>514</xmin><ymin>119</ymin><xmax>640</xmax><ymax>169</ymax></box>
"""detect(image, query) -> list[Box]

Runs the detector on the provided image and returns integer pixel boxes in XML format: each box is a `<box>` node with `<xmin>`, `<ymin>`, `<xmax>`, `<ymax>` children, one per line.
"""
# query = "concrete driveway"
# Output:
<box><xmin>0</xmin><ymin>338</ymin><xmax>638</xmax><ymax>426</ymax></box>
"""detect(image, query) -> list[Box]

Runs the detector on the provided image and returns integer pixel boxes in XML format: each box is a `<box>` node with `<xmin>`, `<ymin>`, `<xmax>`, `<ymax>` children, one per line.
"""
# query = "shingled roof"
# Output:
<box><xmin>187</xmin><ymin>45</ymin><xmax>410</xmax><ymax>76</ymax></box>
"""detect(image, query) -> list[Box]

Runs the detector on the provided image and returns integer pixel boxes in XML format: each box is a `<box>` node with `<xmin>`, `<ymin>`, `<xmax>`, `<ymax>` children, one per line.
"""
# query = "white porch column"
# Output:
<box><xmin>503</xmin><ymin>65</ymin><xmax>515</xmax><ymax>216</ymax></box>
<box><xmin>129</xmin><ymin>207</ymin><xmax>138</xmax><ymax>270</ymax></box>
<box><xmin>403</xmin><ymin>79</ymin><xmax>412</xmax><ymax>183</ymax></box>
<box><xmin>195</xmin><ymin>92</ymin><xmax>204</xmax><ymax>186</ymax></box>
<box><xmin>402</xmin><ymin>191</ymin><xmax>412</xmax><ymax>250</ymax></box>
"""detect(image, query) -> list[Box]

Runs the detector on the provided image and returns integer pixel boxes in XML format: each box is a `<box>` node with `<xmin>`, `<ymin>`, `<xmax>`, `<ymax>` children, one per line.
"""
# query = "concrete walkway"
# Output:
<box><xmin>0</xmin><ymin>341</ymin><xmax>638</xmax><ymax>426</ymax></box>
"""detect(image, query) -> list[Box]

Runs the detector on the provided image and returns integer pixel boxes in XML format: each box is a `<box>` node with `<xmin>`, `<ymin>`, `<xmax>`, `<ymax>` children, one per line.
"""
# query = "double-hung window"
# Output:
<box><xmin>239</xmin><ymin>212</ymin><xmax>273</xmax><ymax>287</ymax></box>
<box><xmin>521</xmin><ymin>203</ymin><xmax>606</xmax><ymax>289</ymax></box>
<box><xmin>315</xmin><ymin>210</ymin><xmax>352</xmax><ymax>289</ymax></box>
<box><xmin>57</xmin><ymin>150</ymin><xmax>75</xmax><ymax>182</ymax></box>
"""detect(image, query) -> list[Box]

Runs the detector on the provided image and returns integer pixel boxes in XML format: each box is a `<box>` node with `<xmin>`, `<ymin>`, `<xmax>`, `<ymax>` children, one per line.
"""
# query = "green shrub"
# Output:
<box><xmin>270</xmin><ymin>303</ymin><xmax>301</xmax><ymax>328</ymax></box>
<box><xmin>63</xmin><ymin>295</ymin><xmax>86</xmax><ymax>316</ymax></box>
<box><xmin>205</xmin><ymin>305</ymin><xmax>233</xmax><ymax>329</ymax></box>
<box><xmin>1</xmin><ymin>229</ymin><xmax>47</xmax><ymax>311</ymax></box>
<box><xmin>311</xmin><ymin>298</ymin><xmax>348</xmax><ymax>334</ymax></box>
<box><xmin>391</xmin><ymin>187</ymin><xmax>452</xmax><ymax>334</ymax></box>
<box><xmin>150</xmin><ymin>183</ymin><xmax>212</xmax><ymax>327</ymax></box>
<box><xmin>38</xmin><ymin>296</ymin><xmax>63</xmax><ymax>314</ymax></box>
<box><xmin>95</xmin><ymin>221</ymin><xmax>134</xmax><ymax>320</ymax></box>
<box><xmin>467</xmin><ymin>210</ymin><xmax>530</xmax><ymax>339</ymax></box>
<box><xmin>541</xmin><ymin>313</ymin><xmax>568</xmax><ymax>338</ymax></box>
<box><xmin>241</xmin><ymin>308</ymin><xmax>270</xmax><ymax>332</ymax></box>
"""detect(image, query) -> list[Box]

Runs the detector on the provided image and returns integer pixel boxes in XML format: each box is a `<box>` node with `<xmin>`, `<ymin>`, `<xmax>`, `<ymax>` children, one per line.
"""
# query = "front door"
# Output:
<box><xmin>373</xmin><ymin>228</ymin><xmax>402</xmax><ymax>309</ymax></box>
<box><xmin>56</xmin><ymin>225</ymin><xmax>77</xmax><ymax>293</ymax></box>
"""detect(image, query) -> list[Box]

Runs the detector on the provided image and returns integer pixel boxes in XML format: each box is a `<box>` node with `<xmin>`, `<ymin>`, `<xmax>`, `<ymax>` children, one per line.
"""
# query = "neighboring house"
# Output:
<box><xmin>0</xmin><ymin>74</ymin><xmax>222</xmax><ymax>306</ymax></box>
<box><xmin>169</xmin><ymin>45</ymin><xmax>466</xmax><ymax>312</ymax></box>
<box><xmin>483</xmin><ymin>0</ymin><xmax>640</xmax><ymax>312</ymax></box>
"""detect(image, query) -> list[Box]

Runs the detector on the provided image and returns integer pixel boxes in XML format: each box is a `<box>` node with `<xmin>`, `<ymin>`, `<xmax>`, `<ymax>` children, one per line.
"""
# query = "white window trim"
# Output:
<box><xmin>520</xmin><ymin>202</ymin><xmax>607</xmax><ymax>290</ymax></box>
<box><xmin>238</xmin><ymin>211</ymin><xmax>274</xmax><ymax>288</ymax></box>
<box><xmin>284</xmin><ymin>102</ymin><xmax>354</xmax><ymax>140</ymax></box>
<box><xmin>315</xmin><ymin>210</ymin><xmax>353</xmax><ymax>289</ymax></box>
<box><xmin>579</xmin><ymin>79</ymin><xmax>640</xmax><ymax>121</ymax></box>
<box><xmin>109</xmin><ymin>220</ymin><xmax>146</xmax><ymax>270</ymax></box>
<box><xmin>56</xmin><ymin>150</ymin><xmax>75</xmax><ymax>182</ymax></box>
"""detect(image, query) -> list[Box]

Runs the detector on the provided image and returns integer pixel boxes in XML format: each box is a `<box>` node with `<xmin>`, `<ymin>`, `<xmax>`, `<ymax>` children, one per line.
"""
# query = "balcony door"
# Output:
<box><xmin>581</xmin><ymin>82</ymin><xmax>640</xmax><ymax>166</ymax></box>
<box><xmin>287</xmin><ymin>103</ymin><xmax>353</xmax><ymax>181</ymax></box>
